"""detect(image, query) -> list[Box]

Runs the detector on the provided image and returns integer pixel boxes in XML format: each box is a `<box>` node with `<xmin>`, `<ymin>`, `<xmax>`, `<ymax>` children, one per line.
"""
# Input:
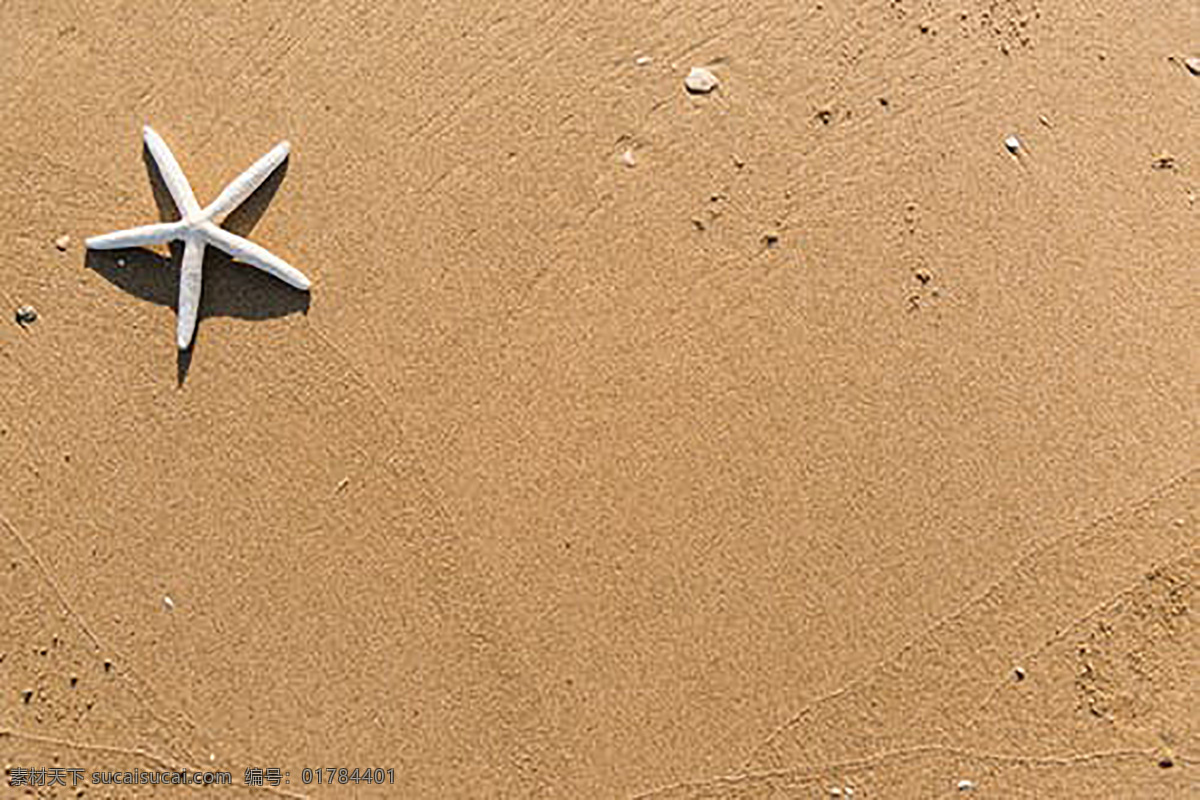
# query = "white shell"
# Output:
<box><xmin>1004</xmin><ymin>135</ymin><xmax>1021</xmax><ymax>154</ymax></box>
<box><xmin>685</xmin><ymin>66</ymin><xmax>719</xmax><ymax>94</ymax></box>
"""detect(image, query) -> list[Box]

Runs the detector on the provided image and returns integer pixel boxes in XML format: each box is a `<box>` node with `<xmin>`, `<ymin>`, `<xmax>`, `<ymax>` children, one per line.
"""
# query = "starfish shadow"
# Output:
<box><xmin>85</xmin><ymin>143</ymin><xmax>310</xmax><ymax>384</ymax></box>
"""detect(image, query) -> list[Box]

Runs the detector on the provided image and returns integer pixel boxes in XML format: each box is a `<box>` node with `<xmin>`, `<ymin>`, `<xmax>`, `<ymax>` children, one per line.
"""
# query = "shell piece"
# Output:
<box><xmin>685</xmin><ymin>66</ymin><xmax>719</xmax><ymax>94</ymax></box>
<box><xmin>15</xmin><ymin>305</ymin><xmax>38</xmax><ymax>326</ymax></box>
<box><xmin>1004</xmin><ymin>135</ymin><xmax>1021</xmax><ymax>154</ymax></box>
<box><xmin>1185</xmin><ymin>56</ymin><xmax>1200</xmax><ymax>76</ymax></box>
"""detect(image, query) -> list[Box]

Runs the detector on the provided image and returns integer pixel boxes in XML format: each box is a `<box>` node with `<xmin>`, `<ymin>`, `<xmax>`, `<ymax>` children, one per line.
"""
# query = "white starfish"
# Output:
<box><xmin>87</xmin><ymin>125</ymin><xmax>310</xmax><ymax>349</ymax></box>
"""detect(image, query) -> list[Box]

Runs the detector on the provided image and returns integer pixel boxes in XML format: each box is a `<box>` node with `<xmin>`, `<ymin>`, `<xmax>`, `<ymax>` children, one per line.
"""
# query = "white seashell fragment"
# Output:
<box><xmin>1004</xmin><ymin>134</ymin><xmax>1021</xmax><ymax>154</ymax></box>
<box><xmin>685</xmin><ymin>66</ymin><xmax>719</xmax><ymax>94</ymax></box>
<box><xmin>163</xmin><ymin>595</ymin><xmax>175</xmax><ymax>611</ymax></box>
<box><xmin>54</xmin><ymin>234</ymin><xmax>71</xmax><ymax>251</ymax></box>
<box><xmin>1185</xmin><ymin>57</ymin><xmax>1200</xmax><ymax>76</ymax></box>
<box><xmin>15</xmin><ymin>305</ymin><xmax>38</xmax><ymax>326</ymax></box>
<box><xmin>957</xmin><ymin>779</ymin><xmax>975</xmax><ymax>791</ymax></box>
<box><xmin>620</xmin><ymin>149</ymin><xmax>637</xmax><ymax>168</ymax></box>
<box><xmin>635</xmin><ymin>55</ymin><xmax>652</xmax><ymax>66</ymax></box>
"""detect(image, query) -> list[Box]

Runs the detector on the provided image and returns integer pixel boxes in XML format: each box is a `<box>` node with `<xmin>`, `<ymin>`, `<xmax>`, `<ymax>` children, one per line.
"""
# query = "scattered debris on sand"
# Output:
<box><xmin>1151</xmin><ymin>153</ymin><xmax>1177</xmax><ymax>170</ymax></box>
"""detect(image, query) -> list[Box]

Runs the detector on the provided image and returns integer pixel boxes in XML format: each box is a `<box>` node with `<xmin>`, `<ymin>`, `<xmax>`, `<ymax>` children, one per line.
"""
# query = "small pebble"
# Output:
<box><xmin>1004</xmin><ymin>135</ymin><xmax>1021</xmax><ymax>154</ymax></box>
<box><xmin>635</xmin><ymin>55</ymin><xmax>652</xmax><ymax>67</ymax></box>
<box><xmin>15</xmin><ymin>305</ymin><xmax>38</xmax><ymax>326</ymax></box>
<box><xmin>163</xmin><ymin>595</ymin><xmax>175</xmax><ymax>612</ymax></box>
<box><xmin>958</xmin><ymin>779</ymin><xmax>976</xmax><ymax>791</ymax></box>
<box><xmin>1014</xmin><ymin>666</ymin><xmax>1027</xmax><ymax>681</ymax></box>
<box><xmin>1038</xmin><ymin>114</ymin><xmax>1051</xmax><ymax>127</ymax></box>
<box><xmin>685</xmin><ymin>66</ymin><xmax>719</xmax><ymax>94</ymax></box>
<box><xmin>1185</xmin><ymin>57</ymin><xmax>1200</xmax><ymax>76</ymax></box>
<box><xmin>620</xmin><ymin>149</ymin><xmax>637</xmax><ymax>168</ymax></box>
<box><xmin>54</xmin><ymin>234</ymin><xmax>71</xmax><ymax>251</ymax></box>
<box><xmin>116</xmin><ymin>257</ymin><xmax>126</xmax><ymax>267</ymax></box>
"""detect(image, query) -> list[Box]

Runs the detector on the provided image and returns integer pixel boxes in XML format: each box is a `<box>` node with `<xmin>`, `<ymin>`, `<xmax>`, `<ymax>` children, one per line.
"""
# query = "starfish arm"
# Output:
<box><xmin>202</xmin><ymin>141</ymin><xmax>290</xmax><ymax>223</ymax></box>
<box><xmin>85</xmin><ymin>221</ymin><xmax>185</xmax><ymax>250</ymax></box>
<box><xmin>176</xmin><ymin>237</ymin><xmax>205</xmax><ymax>350</ymax></box>
<box><xmin>143</xmin><ymin>125</ymin><xmax>201</xmax><ymax>219</ymax></box>
<box><xmin>203</xmin><ymin>224</ymin><xmax>311</xmax><ymax>291</ymax></box>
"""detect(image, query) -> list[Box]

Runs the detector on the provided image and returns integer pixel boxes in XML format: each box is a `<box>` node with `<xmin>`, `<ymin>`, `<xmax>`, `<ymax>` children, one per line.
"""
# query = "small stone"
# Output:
<box><xmin>1159</xmin><ymin>756</ymin><xmax>1174</xmax><ymax>769</ymax></box>
<box><xmin>163</xmin><ymin>595</ymin><xmax>175</xmax><ymax>612</ymax></box>
<box><xmin>1038</xmin><ymin>114</ymin><xmax>1051</xmax><ymax>127</ymax></box>
<box><xmin>1185</xmin><ymin>57</ymin><xmax>1200</xmax><ymax>76</ymax></box>
<box><xmin>763</xmin><ymin>233</ymin><xmax>780</xmax><ymax>248</ymax></box>
<box><xmin>635</xmin><ymin>55</ymin><xmax>652</xmax><ymax>67</ymax></box>
<box><xmin>620</xmin><ymin>149</ymin><xmax>637</xmax><ymax>168</ymax></box>
<box><xmin>1152</xmin><ymin>154</ymin><xmax>1176</xmax><ymax>170</ymax></box>
<box><xmin>21</xmin><ymin>688</ymin><xmax>33</xmax><ymax>703</ymax></box>
<box><xmin>116</xmin><ymin>257</ymin><xmax>126</xmax><ymax>267</ymax></box>
<box><xmin>958</xmin><ymin>779</ymin><xmax>976</xmax><ymax>791</ymax></box>
<box><xmin>54</xmin><ymin>234</ymin><xmax>71</xmax><ymax>251</ymax></box>
<box><xmin>15</xmin><ymin>305</ymin><xmax>37</xmax><ymax>326</ymax></box>
<box><xmin>1004</xmin><ymin>135</ymin><xmax>1021</xmax><ymax>154</ymax></box>
<box><xmin>1014</xmin><ymin>666</ymin><xmax>1026</xmax><ymax>681</ymax></box>
<box><xmin>685</xmin><ymin>66</ymin><xmax>719</xmax><ymax>94</ymax></box>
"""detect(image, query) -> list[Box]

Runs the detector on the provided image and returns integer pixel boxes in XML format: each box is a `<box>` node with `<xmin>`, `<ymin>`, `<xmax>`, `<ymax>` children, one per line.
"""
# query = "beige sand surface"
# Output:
<box><xmin>1</xmin><ymin>1</ymin><xmax>1196</xmax><ymax>797</ymax></box>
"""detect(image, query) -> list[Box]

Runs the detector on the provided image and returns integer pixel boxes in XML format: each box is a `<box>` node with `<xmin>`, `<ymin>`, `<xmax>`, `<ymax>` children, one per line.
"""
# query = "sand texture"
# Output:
<box><xmin>1</xmin><ymin>0</ymin><xmax>1196</xmax><ymax>797</ymax></box>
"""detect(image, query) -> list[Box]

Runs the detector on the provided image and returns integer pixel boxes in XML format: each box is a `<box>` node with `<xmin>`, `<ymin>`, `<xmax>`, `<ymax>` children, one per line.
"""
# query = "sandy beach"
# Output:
<box><xmin>1</xmin><ymin>1</ymin><xmax>1195</xmax><ymax>796</ymax></box>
